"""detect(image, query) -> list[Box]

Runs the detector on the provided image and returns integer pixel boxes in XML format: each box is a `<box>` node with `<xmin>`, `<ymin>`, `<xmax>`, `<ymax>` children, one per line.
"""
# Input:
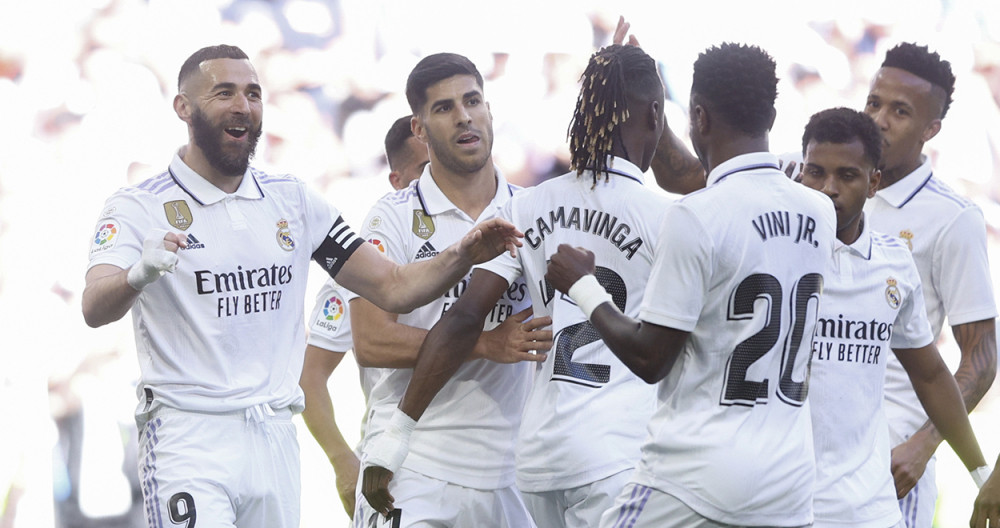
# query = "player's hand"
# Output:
<box><xmin>971</xmin><ymin>471</ymin><xmax>1000</xmax><ymax>528</ymax></box>
<box><xmin>456</xmin><ymin>218</ymin><xmax>523</xmax><ymax>263</ymax></box>
<box><xmin>781</xmin><ymin>159</ymin><xmax>801</xmax><ymax>181</ymax></box>
<box><xmin>332</xmin><ymin>452</ymin><xmax>361</xmax><ymax>519</ymax></box>
<box><xmin>361</xmin><ymin>465</ymin><xmax>395</xmax><ymax>517</ymax></box>
<box><xmin>126</xmin><ymin>229</ymin><xmax>187</xmax><ymax>290</ymax></box>
<box><xmin>478</xmin><ymin>308</ymin><xmax>551</xmax><ymax>363</ymax></box>
<box><xmin>546</xmin><ymin>244</ymin><xmax>597</xmax><ymax>295</ymax></box>
<box><xmin>612</xmin><ymin>15</ymin><xmax>641</xmax><ymax>47</ymax></box>
<box><xmin>890</xmin><ymin>435</ymin><xmax>934</xmax><ymax>498</ymax></box>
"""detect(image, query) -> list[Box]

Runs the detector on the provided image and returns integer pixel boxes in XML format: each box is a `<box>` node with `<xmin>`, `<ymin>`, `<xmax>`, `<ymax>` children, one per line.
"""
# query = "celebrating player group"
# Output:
<box><xmin>84</xmin><ymin>15</ymin><xmax>1000</xmax><ymax>528</ymax></box>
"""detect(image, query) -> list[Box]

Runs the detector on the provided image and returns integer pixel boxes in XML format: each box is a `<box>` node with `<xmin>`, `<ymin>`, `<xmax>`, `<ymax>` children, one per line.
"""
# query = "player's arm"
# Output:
<box><xmin>299</xmin><ymin>345</ymin><xmax>359</xmax><ymax>519</ymax></box>
<box><xmin>82</xmin><ymin>230</ymin><xmax>187</xmax><ymax>327</ymax></box>
<box><xmin>545</xmin><ymin>244</ymin><xmax>689</xmax><ymax>383</ymax></box>
<box><xmin>650</xmin><ymin>123</ymin><xmax>707</xmax><ymax>195</ymax></box>
<box><xmin>972</xmin><ymin>461</ymin><xmax>1000</xmax><ymax>528</ymax></box>
<box><xmin>333</xmin><ymin>218</ymin><xmax>522</xmax><ymax>314</ymax></box>
<box><xmin>895</xmin><ymin>343</ymin><xmax>987</xmax><ymax>476</ymax></box>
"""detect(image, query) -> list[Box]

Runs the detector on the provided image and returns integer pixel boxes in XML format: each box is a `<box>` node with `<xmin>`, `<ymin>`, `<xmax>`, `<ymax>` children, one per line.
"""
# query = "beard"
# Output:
<box><xmin>425</xmin><ymin>126</ymin><xmax>493</xmax><ymax>175</ymax></box>
<box><xmin>190</xmin><ymin>106</ymin><xmax>262</xmax><ymax>177</ymax></box>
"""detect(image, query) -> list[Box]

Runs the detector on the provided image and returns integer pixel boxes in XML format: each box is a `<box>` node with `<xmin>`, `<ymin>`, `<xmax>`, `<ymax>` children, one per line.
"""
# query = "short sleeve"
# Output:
<box><xmin>87</xmin><ymin>190</ymin><xmax>153</xmax><ymax>271</ymax></box>
<box><xmin>306</xmin><ymin>279</ymin><xmax>354</xmax><ymax>352</ymax></box>
<box><xmin>358</xmin><ymin>198</ymin><xmax>409</xmax><ymax>266</ymax></box>
<box><xmin>475</xmin><ymin>200</ymin><xmax>523</xmax><ymax>286</ymax></box>
<box><xmin>638</xmin><ymin>202</ymin><xmax>713</xmax><ymax>331</ymax></box>
<box><xmin>934</xmin><ymin>207</ymin><xmax>998</xmax><ymax>325</ymax></box>
<box><xmin>890</xmin><ymin>253</ymin><xmax>935</xmax><ymax>350</ymax></box>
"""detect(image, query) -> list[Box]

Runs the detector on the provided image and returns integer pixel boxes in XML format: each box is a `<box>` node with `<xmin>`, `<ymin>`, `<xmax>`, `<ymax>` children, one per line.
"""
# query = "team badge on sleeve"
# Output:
<box><xmin>412</xmin><ymin>210</ymin><xmax>435</xmax><ymax>240</ymax></box>
<box><xmin>276</xmin><ymin>219</ymin><xmax>295</xmax><ymax>251</ymax></box>
<box><xmin>91</xmin><ymin>220</ymin><xmax>120</xmax><ymax>256</ymax></box>
<box><xmin>885</xmin><ymin>278</ymin><xmax>901</xmax><ymax>309</ymax></box>
<box><xmin>163</xmin><ymin>200</ymin><xmax>193</xmax><ymax>230</ymax></box>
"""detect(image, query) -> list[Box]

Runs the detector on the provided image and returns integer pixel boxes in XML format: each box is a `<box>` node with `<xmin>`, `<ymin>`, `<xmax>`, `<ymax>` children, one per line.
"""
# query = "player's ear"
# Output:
<box><xmin>921</xmin><ymin>118</ymin><xmax>942</xmax><ymax>143</ymax></box>
<box><xmin>388</xmin><ymin>171</ymin><xmax>402</xmax><ymax>190</ymax></box>
<box><xmin>411</xmin><ymin>115</ymin><xmax>428</xmax><ymax>144</ymax></box>
<box><xmin>174</xmin><ymin>94</ymin><xmax>192</xmax><ymax>123</ymax></box>
<box><xmin>868</xmin><ymin>169</ymin><xmax>881</xmax><ymax>198</ymax></box>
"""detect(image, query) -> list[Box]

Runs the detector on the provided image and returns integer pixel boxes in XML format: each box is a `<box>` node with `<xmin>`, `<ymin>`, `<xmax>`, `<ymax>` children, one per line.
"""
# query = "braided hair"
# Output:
<box><xmin>568</xmin><ymin>44</ymin><xmax>660</xmax><ymax>187</ymax></box>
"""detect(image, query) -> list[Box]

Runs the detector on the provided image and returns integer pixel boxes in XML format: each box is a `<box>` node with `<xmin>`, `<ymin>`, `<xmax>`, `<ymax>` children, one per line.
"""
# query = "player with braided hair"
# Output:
<box><xmin>547</xmin><ymin>42</ymin><xmax>837</xmax><ymax>527</ymax></box>
<box><xmin>361</xmin><ymin>43</ymin><xmax>668</xmax><ymax>527</ymax></box>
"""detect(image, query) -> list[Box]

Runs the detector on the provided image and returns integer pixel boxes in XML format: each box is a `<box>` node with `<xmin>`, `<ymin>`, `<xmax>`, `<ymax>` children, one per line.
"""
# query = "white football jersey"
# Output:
<box><xmin>810</xmin><ymin>220</ymin><xmax>933</xmax><ymax>527</ymax></box>
<box><xmin>358</xmin><ymin>166</ymin><xmax>531</xmax><ymax>490</ymax></box>
<box><xmin>88</xmin><ymin>153</ymin><xmax>363</xmax><ymax>415</ymax></box>
<box><xmin>478</xmin><ymin>157</ymin><xmax>666</xmax><ymax>492</ymax></box>
<box><xmin>864</xmin><ymin>158</ymin><xmax>997</xmax><ymax>442</ymax></box>
<box><xmin>307</xmin><ymin>279</ymin><xmax>381</xmax><ymax>402</ymax></box>
<box><xmin>634</xmin><ymin>153</ymin><xmax>837</xmax><ymax>526</ymax></box>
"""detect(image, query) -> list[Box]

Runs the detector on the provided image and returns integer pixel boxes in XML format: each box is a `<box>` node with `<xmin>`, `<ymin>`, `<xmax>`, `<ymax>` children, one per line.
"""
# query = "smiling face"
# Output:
<box><xmin>863</xmin><ymin>66</ymin><xmax>943</xmax><ymax>186</ymax></box>
<box><xmin>412</xmin><ymin>74</ymin><xmax>493</xmax><ymax>177</ymax></box>
<box><xmin>800</xmin><ymin>139</ymin><xmax>880</xmax><ymax>244</ymax></box>
<box><xmin>176</xmin><ymin>57</ymin><xmax>263</xmax><ymax>182</ymax></box>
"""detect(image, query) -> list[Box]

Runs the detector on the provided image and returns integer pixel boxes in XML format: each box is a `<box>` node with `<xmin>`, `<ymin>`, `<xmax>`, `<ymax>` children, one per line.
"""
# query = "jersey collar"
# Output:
<box><xmin>706</xmin><ymin>152</ymin><xmax>781</xmax><ymax>186</ymax></box>
<box><xmin>168</xmin><ymin>151</ymin><xmax>265</xmax><ymax>206</ymax></box>
<box><xmin>836</xmin><ymin>213</ymin><xmax>873</xmax><ymax>260</ymax></box>
<box><xmin>873</xmin><ymin>156</ymin><xmax>933</xmax><ymax>209</ymax></box>
<box><xmin>414</xmin><ymin>164</ymin><xmax>515</xmax><ymax>217</ymax></box>
<box><xmin>588</xmin><ymin>156</ymin><xmax>646</xmax><ymax>184</ymax></box>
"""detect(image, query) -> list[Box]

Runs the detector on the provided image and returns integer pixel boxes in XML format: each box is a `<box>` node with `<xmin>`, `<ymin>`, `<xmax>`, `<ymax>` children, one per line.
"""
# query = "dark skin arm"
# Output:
<box><xmin>361</xmin><ymin>269</ymin><xmax>551</xmax><ymax>516</ymax></box>
<box><xmin>891</xmin><ymin>318</ymin><xmax>997</xmax><ymax>497</ymax></box>
<box><xmin>650</xmin><ymin>124</ymin><xmax>707</xmax><ymax>195</ymax></box>
<box><xmin>545</xmin><ymin>244</ymin><xmax>690</xmax><ymax>383</ymax></box>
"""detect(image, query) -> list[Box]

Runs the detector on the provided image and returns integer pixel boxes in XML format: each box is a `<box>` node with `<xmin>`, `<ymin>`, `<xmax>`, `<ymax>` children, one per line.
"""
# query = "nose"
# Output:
<box><xmin>821</xmin><ymin>177</ymin><xmax>839</xmax><ymax>198</ymax></box>
<box><xmin>868</xmin><ymin>107</ymin><xmax>888</xmax><ymax>130</ymax></box>
<box><xmin>230</xmin><ymin>93</ymin><xmax>250</xmax><ymax>114</ymax></box>
<box><xmin>456</xmin><ymin>104</ymin><xmax>472</xmax><ymax>125</ymax></box>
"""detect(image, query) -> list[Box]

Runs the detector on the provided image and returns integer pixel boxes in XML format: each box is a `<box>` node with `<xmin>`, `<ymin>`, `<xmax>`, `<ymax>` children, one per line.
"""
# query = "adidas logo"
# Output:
<box><xmin>414</xmin><ymin>242</ymin><xmax>438</xmax><ymax>260</ymax></box>
<box><xmin>183</xmin><ymin>233</ymin><xmax>205</xmax><ymax>250</ymax></box>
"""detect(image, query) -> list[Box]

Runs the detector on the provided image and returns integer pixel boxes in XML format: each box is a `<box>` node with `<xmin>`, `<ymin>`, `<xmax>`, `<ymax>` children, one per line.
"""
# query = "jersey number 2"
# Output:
<box><xmin>552</xmin><ymin>266</ymin><xmax>626</xmax><ymax>388</ymax></box>
<box><xmin>721</xmin><ymin>272</ymin><xmax>822</xmax><ymax>407</ymax></box>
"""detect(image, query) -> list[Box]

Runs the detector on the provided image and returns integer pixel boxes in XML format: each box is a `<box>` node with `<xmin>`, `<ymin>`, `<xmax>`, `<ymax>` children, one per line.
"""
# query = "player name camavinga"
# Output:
<box><xmin>524</xmin><ymin>206</ymin><xmax>643</xmax><ymax>259</ymax></box>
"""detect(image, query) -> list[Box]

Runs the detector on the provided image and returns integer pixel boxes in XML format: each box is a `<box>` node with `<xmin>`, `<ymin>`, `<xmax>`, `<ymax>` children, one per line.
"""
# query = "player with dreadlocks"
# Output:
<box><xmin>360</xmin><ymin>44</ymin><xmax>668</xmax><ymax>527</ymax></box>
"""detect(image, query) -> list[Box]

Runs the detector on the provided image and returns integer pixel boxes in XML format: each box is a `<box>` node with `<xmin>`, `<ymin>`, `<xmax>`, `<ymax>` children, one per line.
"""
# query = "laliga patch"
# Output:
<box><xmin>276</xmin><ymin>219</ymin><xmax>295</xmax><ymax>251</ymax></box>
<box><xmin>163</xmin><ymin>200</ymin><xmax>193</xmax><ymax>230</ymax></box>
<box><xmin>369</xmin><ymin>216</ymin><xmax>382</xmax><ymax>230</ymax></box>
<box><xmin>885</xmin><ymin>277</ymin><xmax>901</xmax><ymax>309</ymax></box>
<box><xmin>313</xmin><ymin>292</ymin><xmax>346</xmax><ymax>334</ymax></box>
<box><xmin>899</xmin><ymin>230</ymin><xmax>914</xmax><ymax>251</ymax></box>
<box><xmin>412</xmin><ymin>210</ymin><xmax>435</xmax><ymax>240</ymax></box>
<box><xmin>367</xmin><ymin>237</ymin><xmax>387</xmax><ymax>254</ymax></box>
<box><xmin>91</xmin><ymin>219</ymin><xmax>120</xmax><ymax>256</ymax></box>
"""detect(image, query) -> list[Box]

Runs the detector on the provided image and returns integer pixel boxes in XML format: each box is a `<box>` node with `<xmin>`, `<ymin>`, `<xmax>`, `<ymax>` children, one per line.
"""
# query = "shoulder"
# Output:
<box><xmin>911</xmin><ymin>174</ymin><xmax>978</xmax><ymax>215</ymax></box>
<box><xmin>252</xmin><ymin>168</ymin><xmax>305</xmax><ymax>190</ymax></box>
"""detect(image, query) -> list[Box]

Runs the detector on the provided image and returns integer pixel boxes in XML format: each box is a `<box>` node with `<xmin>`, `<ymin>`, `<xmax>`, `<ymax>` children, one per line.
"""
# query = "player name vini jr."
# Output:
<box><xmin>752</xmin><ymin>210</ymin><xmax>819</xmax><ymax>246</ymax></box>
<box><xmin>524</xmin><ymin>207</ymin><xmax>643</xmax><ymax>259</ymax></box>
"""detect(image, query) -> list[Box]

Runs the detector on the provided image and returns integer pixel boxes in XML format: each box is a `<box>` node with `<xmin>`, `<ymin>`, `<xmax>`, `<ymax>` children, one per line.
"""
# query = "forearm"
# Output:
<box><xmin>650</xmin><ymin>124</ymin><xmax>706</xmax><ymax>195</ymax></box>
<box><xmin>353</xmin><ymin>318</ymin><xmax>430</xmax><ymax>369</ymax></box>
<box><xmin>398</xmin><ymin>309</ymin><xmax>484</xmax><ymax>420</ymax></box>
<box><xmin>912</xmin><ymin>366</ymin><xmax>986</xmax><ymax>470</ymax></box>
<box><xmin>300</xmin><ymin>382</ymin><xmax>356</xmax><ymax>465</ymax></box>
<box><xmin>82</xmin><ymin>266</ymin><xmax>139</xmax><ymax>327</ymax></box>
<box><xmin>590</xmin><ymin>304</ymin><xmax>683</xmax><ymax>383</ymax></box>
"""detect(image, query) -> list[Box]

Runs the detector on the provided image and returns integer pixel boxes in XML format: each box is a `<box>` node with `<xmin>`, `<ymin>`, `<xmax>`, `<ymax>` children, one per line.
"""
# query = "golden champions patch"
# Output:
<box><xmin>276</xmin><ymin>219</ymin><xmax>295</xmax><ymax>251</ymax></box>
<box><xmin>412</xmin><ymin>210</ymin><xmax>435</xmax><ymax>240</ymax></box>
<box><xmin>164</xmin><ymin>200</ymin><xmax>193</xmax><ymax>230</ymax></box>
<box><xmin>369</xmin><ymin>216</ymin><xmax>382</xmax><ymax>230</ymax></box>
<box><xmin>899</xmin><ymin>230</ymin><xmax>914</xmax><ymax>251</ymax></box>
<box><xmin>885</xmin><ymin>278</ymin><xmax>901</xmax><ymax>309</ymax></box>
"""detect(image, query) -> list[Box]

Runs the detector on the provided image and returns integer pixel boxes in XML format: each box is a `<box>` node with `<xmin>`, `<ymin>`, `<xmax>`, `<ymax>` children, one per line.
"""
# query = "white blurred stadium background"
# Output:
<box><xmin>1</xmin><ymin>0</ymin><xmax>1000</xmax><ymax>526</ymax></box>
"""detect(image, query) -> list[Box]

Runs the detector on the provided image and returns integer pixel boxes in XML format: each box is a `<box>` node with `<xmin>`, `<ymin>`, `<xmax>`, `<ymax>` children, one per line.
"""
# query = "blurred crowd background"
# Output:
<box><xmin>1</xmin><ymin>0</ymin><xmax>1000</xmax><ymax>526</ymax></box>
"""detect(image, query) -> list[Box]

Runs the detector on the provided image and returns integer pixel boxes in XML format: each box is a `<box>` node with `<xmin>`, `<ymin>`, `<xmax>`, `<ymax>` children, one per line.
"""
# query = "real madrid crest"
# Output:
<box><xmin>899</xmin><ymin>230</ymin><xmax>914</xmax><ymax>251</ymax></box>
<box><xmin>885</xmin><ymin>277</ymin><xmax>901</xmax><ymax>309</ymax></box>
<box><xmin>412</xmin><ymin>210</ymin><xmax>435</xmax><ymax>240</ymax></box>
<box><xmin>276</xmin><ymin>219</ymin><xmax>295</xmax><ymax>251</ymax></box>
<box><xmin>164</xmin><ymin>200</ymin><xmax>193</xmax><ymax>230</ymax></box>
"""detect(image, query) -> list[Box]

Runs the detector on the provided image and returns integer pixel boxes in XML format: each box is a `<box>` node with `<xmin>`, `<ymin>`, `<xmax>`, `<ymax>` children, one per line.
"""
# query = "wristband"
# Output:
<box><xmin>363</xmin><ymin>408</ymin><xmax>416</xmax><ymax>474</ymax></box>
<box><xmin>972</xmin><ymin>465</ymin><xmax>992</xmax><ymax>489</ymax></box>
<box><xmin>126</xmin><ymin>229</ymin><xmax>179</xmax><ymax>291</ymax></box>
<box><xmin>567</xmin><ymin>274</ymin><xmax>613</xmax><ymax>320</ymax></box>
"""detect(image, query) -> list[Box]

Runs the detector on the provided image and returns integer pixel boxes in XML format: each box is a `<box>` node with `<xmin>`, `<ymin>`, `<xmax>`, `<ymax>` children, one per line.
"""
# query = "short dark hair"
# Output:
<box><xmin>384</xmin><ymin>115</ymin><xmax>415</xmax><ymax>171</ymax></box>
<box><xmin>178</xmin><ymin>45</ymin><xmax>249</xmax><ymax>90</ymax></box>
<box><xmin>692</xmin><ymin>43</ymin><xmax>777</xmax><ymax>136</ymax></box>
<box><xmin>881</xmin><ymin>42</ymin><xmax>955</xmax><ymax>118</ymax></box>
<box><xmin>568</xmin><ymin>45</ymin><xmax>662</xmax><ymax>185</ymax></box>
<box><xmin>801</xmin><ymin>107</ymin><xmax>882</xmax><ymax>169</ymax></box>
<box><xmin>405</xmin><ymin>53</ymin><xmax>484</xmax><ymax>115</ymax></box>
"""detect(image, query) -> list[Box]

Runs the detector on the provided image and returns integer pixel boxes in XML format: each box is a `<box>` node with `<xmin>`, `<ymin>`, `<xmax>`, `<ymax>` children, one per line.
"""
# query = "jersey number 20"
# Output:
<box><xmin>721</xmin><ymin>272</ymin><xmax>822</xmax><ymax>407</ymax></box>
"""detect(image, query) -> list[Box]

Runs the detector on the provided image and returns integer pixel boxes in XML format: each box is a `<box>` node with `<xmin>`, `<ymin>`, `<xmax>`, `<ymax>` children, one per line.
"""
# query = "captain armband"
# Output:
<box><xmin>311</xmin><ymin>219</ymin><xmax>364</xmax><ymax>279</ymax></box>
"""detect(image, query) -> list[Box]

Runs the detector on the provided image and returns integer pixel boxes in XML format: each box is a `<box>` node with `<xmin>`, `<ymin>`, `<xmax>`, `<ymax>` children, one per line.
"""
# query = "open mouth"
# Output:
<box><xmin>226</xmin><ymin>127</ymin><xmax>248</xmax><ymax>139</ymax></box>
<box><xmin>457</xmin><ymin>132</ymin><xmax>479</xmax><ymax>145</ymax></box>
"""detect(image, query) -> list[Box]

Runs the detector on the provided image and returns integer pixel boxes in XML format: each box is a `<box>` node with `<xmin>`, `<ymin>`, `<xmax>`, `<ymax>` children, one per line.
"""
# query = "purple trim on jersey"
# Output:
<box><xmin>247</xmin><ymin>169</ymin><xmax>267</xmax><ymax>197</ymax></box>
<box><xmin>924</xmin><ymin>177</ymin><xmax>971</xmax><ymax>209</ymax></box>
<box><xmin>136</xmin><ymin>172</ymin><xmax>172</xmax><ymax>193</ymax></box>
<box><xmin>141</xmin><ymin>417</ymin><xmax>164</xmax><ymax>528</ymax></box>
<box><xmin>167</xmin><ymin>168</ymin><xmax>206</xmax><ymax>206</ymax></box>
<box><xmin>713</xmin><ymin>163</ymin><xmax>781</xmax><ymax>184</ymax></box>
<box><xmin>872</xmin><ymin>233</ymin><xmax>907</xmax><ymax>251</ymax></box>
<box><xmin>613</xmin><ymin>484</ymin><xmax>652</xmax><ymax>528</ymax></box>
<box><xmin>588</xmin><ymin>167</ymin><xmax>644</xmax><ymax>185</ymax></box>
<box><xmin>414</xmin><ymin>181</ymin><xmax>431</xmax><ymax>216</ymax></box>
<box><xmin>896</xmin><ymin>172</ymin><xmax>934</xmax><ymax>208</ymax></box>
<box><xmin>900</xmin><ymin>486</ymin><xmax>918</xmax><ymax>528</ymax></box>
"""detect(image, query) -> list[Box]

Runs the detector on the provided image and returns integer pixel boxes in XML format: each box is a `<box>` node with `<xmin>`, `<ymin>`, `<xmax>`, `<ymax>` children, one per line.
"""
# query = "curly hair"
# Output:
<box><xmin>801</xmin><ymin>107</ymin><xmax>882</xmax><ymax>168</ymax></box>
<box><xmin>567</xmin><ymin>44</ymin><xmax>662</xmax><ymax>187</ymax></box>
<box><xmin>405</xmin><ymin>53</ymin><xmax>484</xmax><ymax>115</ymax></box>
<box><xmin>881</xmin><ymin>42</ymin><xmax>955</xmax><ymax>118</ymax></box>
<box><xmin>178</xmin><ymin>45</ymin><xmax>249</xmax><ymax>90</ymax></box>
<box><xmin>692</xmin><ymin>43</ymin><xmax>777</xmax><ymax>136</ymax></box>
